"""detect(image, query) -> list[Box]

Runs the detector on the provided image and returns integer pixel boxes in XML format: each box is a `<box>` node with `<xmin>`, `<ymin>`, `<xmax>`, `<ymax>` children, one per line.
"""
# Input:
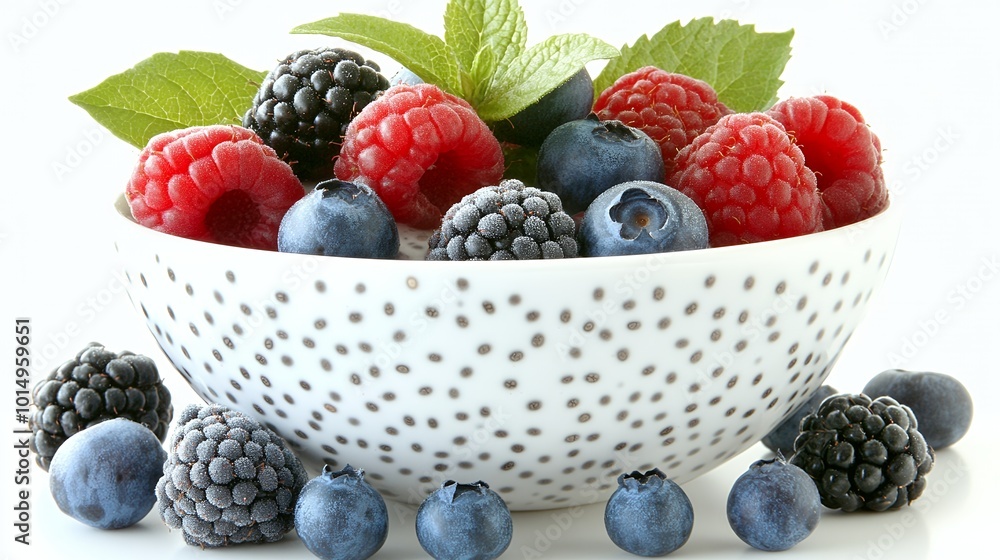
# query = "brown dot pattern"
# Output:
<box><xmin>114</xmin><ymin>211</ymin><xmax>898</xmax><ymax>511</ymax></box>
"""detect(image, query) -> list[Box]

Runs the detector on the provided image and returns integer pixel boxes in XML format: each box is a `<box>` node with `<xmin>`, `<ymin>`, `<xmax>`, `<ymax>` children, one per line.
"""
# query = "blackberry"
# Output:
<box><xmin>29</xmin><ymin>342</ymin><xmax>173</xmax><ymax>471</ymax></box>
<box><xmin>155</xmin><ymin>404</ymin><xmax>309</xmax><ymax>547</ymax></box>
<box><xmin>426</xmin><ymin>179</ymin><xmax>578</xmax><ymax>261</ymax></box>
<box><xmin>243</xmin><ymin>47</ymin><xmax>390</xmax><ymax>182</ymax></box>
<box><xmin>790</xmin><ymin>393</ymin><xmax>934</xmax><ymax>513</ymax></box>
<box><xmin>760</xmin><ymin>385</ymin><xmax>838</xmax><ymax>456</ymax></box>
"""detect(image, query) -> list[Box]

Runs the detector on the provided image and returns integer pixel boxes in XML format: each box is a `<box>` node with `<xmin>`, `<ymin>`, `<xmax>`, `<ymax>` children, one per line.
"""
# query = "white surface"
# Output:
<box><xmin>2</xmin><ymin>0</ymin><xmax>998</xmax><ymax>558</ymax></box>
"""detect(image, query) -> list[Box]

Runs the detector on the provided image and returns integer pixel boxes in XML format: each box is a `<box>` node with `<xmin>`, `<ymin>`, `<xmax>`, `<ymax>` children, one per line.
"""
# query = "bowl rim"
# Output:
<box><xmin>112</xmin><ymin>192</ymin><xmax>901</xmax><ymax>270</ymax></box>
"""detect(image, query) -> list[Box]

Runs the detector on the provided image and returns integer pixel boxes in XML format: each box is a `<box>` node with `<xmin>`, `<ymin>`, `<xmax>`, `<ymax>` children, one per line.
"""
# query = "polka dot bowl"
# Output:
<box><xmin>113</xmin><ymin>194</ymin><xmax>901</xmax><ymax>510</ymax></box>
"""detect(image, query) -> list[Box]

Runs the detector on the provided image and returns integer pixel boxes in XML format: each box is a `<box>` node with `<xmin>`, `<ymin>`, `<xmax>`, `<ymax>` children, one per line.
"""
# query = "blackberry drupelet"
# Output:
<box><xmin>790</xmin><ymin>393</ymin><xmax>934</xmax><ymax>512</ymax></box>
<box><xmin>243</xmin><ymin>47</ymin><xmax>389</xmax><ymax>182</ymax></box>
<box><xmin>426</xmin><ymin>179</ymin><xmax>578</xmax><ymax>261</ymax></box>
<box><xmin>155</xmin><ymin>404</ymin><xmax>309</xmax><ymax>547</ymax></box>
<box><xmin>29</xmin><ymin>342</ymin><xmax>173</xmax><ymax>471</ymax></box>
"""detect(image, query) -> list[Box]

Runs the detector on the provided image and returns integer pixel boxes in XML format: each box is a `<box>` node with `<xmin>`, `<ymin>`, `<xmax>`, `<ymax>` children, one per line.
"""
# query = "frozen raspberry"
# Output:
<box><xmin>594</xmin><ymin>67</ymin><xmax>730</xmax><ymax>175</ymax></box>
<box><xmin>334</xmin><ymin>84</ymin><xmax>504</xmax><ymax>229</ymax></box>
<box><xmin>669</xmin><ymin>112</ymin><xmax>823</xmax><ymax>246</ymax></box>
<box><xmin>767</xmin><ymin>95</ymin><xmax>887</xmax><ymax>228</ymax></box>
<box><xmin>126</xmin><ymin>125</ymin><xmax>304</xmax><ymax>250</ymax></box>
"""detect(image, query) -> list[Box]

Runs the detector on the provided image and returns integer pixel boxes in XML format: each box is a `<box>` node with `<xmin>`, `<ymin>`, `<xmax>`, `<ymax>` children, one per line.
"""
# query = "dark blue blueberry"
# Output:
<box><xmin>415</xmin><ymin>480</ymin><xmax>512</xmax><ymax>560</ymax></box>
<box><xmin>294</xmin><ymin>464</ymin><xmax>388</xmax><ymax>560</ymax></box>
<box><xmin>537</xmin><ymin>114</ymin><xmax>665</xmax><ymax>214</ymax></box>
<box><xmin>604</xmin><ymin>468</ymin><xmax>693</xmax><ymax>556</ymax></box>
<box><xmin>492</xmin><ymin>68</ymin><xmax>594</xmax><ymax>148</ymax></box>
<box><xmin>761</xmin><ymin>385</ymin><xmax>838</xmax><ymax>456</ymax></box>
<box><xmin>727</xmin><ymin>457</ymin><xmax>820</xmax><ymax>551</ymax></box>
<box><xmin>278</xmin><ymin>179</ymin><xmax>399</xmax><ymax>259</ymax></box>
<box><xmin>389</xmin><ymin>67</ymin><xmax>424</xmax><ymax>87</ymax></box>
<box><xmin>49</xmin><ymin>418</ymin><xmax>167</xmax><ymax>529</ymax></box>
<box><xmin>863</xmin><ymin>369</ymin><xmax>973</xmax><ymax>449</ymax></box>
<box><xmin>578</xmin><ymin>181</ymin><xmax>708</xmax><ymax>257</ymax></box>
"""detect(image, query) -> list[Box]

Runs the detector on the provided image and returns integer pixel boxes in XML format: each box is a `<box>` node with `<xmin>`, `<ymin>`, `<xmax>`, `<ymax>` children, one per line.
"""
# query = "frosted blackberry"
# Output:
<box><xmin>155</xmin><ymin>404</ymin><xmax>309</xmax><ymax>547</ymax></box>
<box><xmin>243</xmin><ymin>47</ymin><xmax>389</xmax><ymax>181</ymax></box>
<box><xmin>790</xmin><ymin>393</ymin><xmax>934</xmax><ymax>512</ymax></box>
<box><xmin>29</xmin><ymin>342</ymin><xmax>172</xmax><ymax>471</ymax></box>
<box><xmin>426</xmin><ymin>179</ymin><xmax>578</xmax><ymax>261</ymax></box>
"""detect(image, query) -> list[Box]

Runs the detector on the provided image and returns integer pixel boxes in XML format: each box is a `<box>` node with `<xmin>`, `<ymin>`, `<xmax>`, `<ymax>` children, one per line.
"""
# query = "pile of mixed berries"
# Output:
<box><xmin>58</xmin><ymin>2</ymin><xmax>961</xmax><ymax>557</ymax></box>
<box><xmin>125</xmin><ymin>42</ymin><xmax>888</xmax><ymax>260</ymax></box>
<box><xmin>31</xmin><ymin>342</ymin><xmax>971</xmax><ymax>557</ymax></box>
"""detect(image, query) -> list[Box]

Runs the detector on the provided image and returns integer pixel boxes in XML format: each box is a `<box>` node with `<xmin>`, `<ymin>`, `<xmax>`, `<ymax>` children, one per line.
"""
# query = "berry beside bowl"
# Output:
<box><xmin>112</xmin><ymin>193</ymin><xmax>901</xmax><ymax>510</ymax></box>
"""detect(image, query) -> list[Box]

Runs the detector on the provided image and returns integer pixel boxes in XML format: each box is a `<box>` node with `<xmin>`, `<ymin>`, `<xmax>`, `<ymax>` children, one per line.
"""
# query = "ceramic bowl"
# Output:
<box><xmin>112</xmin><ymin>194</ymin><xmax>900</xmax><ymax>510</ymax></box>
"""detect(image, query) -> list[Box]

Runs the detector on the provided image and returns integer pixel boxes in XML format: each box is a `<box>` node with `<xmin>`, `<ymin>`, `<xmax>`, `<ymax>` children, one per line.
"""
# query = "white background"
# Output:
<box><xmin>2</xmin><ymin>0</ymin><xmax>998</xmax><ymax>558</ymax></box>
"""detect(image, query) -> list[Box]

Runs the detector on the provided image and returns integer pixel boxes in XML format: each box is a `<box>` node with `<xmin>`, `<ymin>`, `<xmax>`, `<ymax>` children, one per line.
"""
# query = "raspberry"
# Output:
<box><xmin>767</xmin><ymin>95</ymin><xmax>887</xmax><ymax>228</ymax></box>
<box><xmin>126</xmin><ymin>125</ymin><xmax>304</xmax><ymax>251</ymax></box>
<box><xmin>242</xmin><ymin>47</ymin><xmax>389</xmax><ymax>181</ymax></box>
<box><xmin>594</xmin><ymin>67</ymin><xmax>731</xmax><ymax>175</ymax></box>
<box><xmin>669</xmin><ymin>112</ymin><xmax>823</xmax><ymax>246</ymax></box>
<box><xmin>334</xmin><ymin>84</ymin><xmax>505</xmax><ymax>229</ymax></box>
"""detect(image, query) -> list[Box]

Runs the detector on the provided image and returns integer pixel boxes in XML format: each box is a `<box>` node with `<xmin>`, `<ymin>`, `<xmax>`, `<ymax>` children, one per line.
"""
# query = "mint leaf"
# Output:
<box><xmin>594</xmin><ymin>18</ymin><xmax>793</xmax><ymax>113</ymax></box>
<box><xmin>444</xmin><ymin>0</ymin><xmax>527</xmax><ymax>73</ymax></box>
<box><xmin>68</xmin><ymin>51</ymin><xmax>265</xmax><ymax>149</ymax></box>
<box><xmin>477</xmin><ymin>33</ymin><xmax>619</xmax><ymax>122</ymax></box>
<box><xmin>469</xmin><ymin>46</ymin><xmax>498</xmax><ymax>101</ymax></box>
<box><xmin>292</xmin><ymin>14</ymin><xmax>462</xmax><ymax>96</ymax></box>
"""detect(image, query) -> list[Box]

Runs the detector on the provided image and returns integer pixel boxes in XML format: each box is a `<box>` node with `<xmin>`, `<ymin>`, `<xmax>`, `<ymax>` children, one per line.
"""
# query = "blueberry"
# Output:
<box><xmin>537</xmin><ymin>115</ymin><xmax>665</xmax><ymax>214</ymax></box>
<box><xmin>415</xmin><ymin>480</ymin><xmax>512</xmax><ymax>560</ymax></box>
<box><xmin>492</xmin><ymin>68</ymin><xmax>594</xmax><ymax>148</ymax></box>
<box><xmin>727</xmin><ymin>457</ymin><xmax>820</xmax><ymax>551</ymax></box>
<box><xmin>294</xmin><ymin>464</ymin><xmax>388</xmax><ymax>560</ymax></box>
<box><xmin>578</xmin><ymin>181</ymin><xmax>708</xmax><ymax>257</ymax></box>
<box><xmin>48</xmin><ymin>418</ymin><xmax>167</xmax><ymax>529</ymax></box>
<box><xmin>863</xmin><ymin>369</ymin><xmax>973</xmax><ymax>449</ymax></box>
<box><xmin>761</xmin><ymin>385</ymin><xmax>838</xmax><ymax>456</ymax></box>
<box><xmin>389</xmin><ymin>67</ymin><xmax>423</xmax><ymax>87</ymax></box>
<box><xmin>278</xmin><ymin>179</ymin><xmax>399</xmax><ymax>259</ymax></box>
<box><xmin>604</xmin><ymin>468</ymin><xmax>693</xmax><ymax>556</ymax></box>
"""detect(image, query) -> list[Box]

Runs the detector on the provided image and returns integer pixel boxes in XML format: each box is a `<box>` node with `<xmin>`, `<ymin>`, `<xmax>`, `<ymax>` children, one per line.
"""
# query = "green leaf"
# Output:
<box><xmin>594</xmin><ymin>18</ymin><xmax>794</xmax><ymax>113</ymax></box>
<box><xmin>444</xmin><ymin>0</ymin><xmax>527</xmax><ymax>73</ymax></box>
<box><xmin>292</xmin><ymin>13</ymin><xmax>463</xmax><ymax>96</ymax></box>
<box><xmin>477</xmin><ymin>33</ymin><xmax>619</xmax><ymax>122</ymax></box>
<box><xmin>68</xmin><ymin>51</ymin><xmax>265</xmax><ymax>149</ymax></box>
<box><xmin>469</xmin><ymin>46</ymin><xmax>498</xmax><ymax>101</ymax></box>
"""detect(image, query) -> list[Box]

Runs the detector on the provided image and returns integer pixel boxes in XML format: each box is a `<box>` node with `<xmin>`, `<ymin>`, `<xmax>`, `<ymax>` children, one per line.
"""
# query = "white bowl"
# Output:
<box><xmin>113</xmin><ymin>194</ymin><xmax>900</xmax><ymax>510</ymax></box>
